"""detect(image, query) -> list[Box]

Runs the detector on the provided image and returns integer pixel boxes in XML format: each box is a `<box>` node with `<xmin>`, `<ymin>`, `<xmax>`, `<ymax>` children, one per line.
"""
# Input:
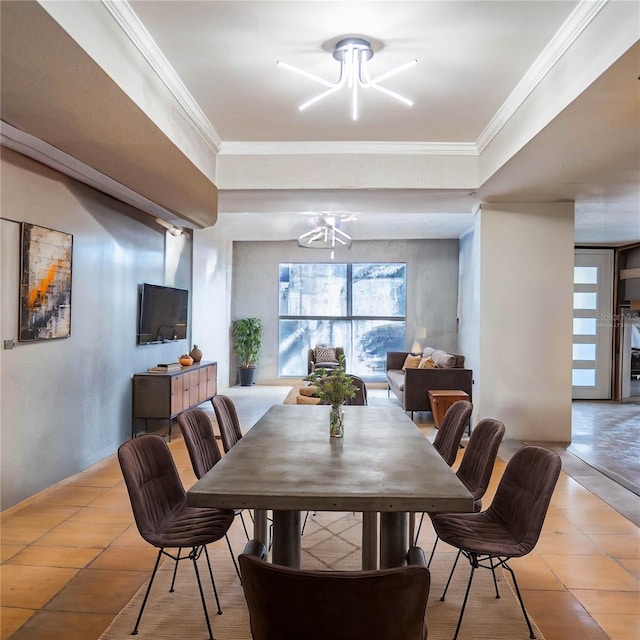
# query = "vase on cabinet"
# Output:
<box><xmin>189</xmin><ymin>345</ymin><xmax>202</xmax><ymax>363</ymax></box>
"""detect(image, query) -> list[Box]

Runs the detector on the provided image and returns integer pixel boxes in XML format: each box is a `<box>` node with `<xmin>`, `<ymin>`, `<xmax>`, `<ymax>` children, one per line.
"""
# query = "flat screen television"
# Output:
<box><xmin>138</xmin><ymin>283</ymin><xmax>189</xmax><ymax>345</ymax></box>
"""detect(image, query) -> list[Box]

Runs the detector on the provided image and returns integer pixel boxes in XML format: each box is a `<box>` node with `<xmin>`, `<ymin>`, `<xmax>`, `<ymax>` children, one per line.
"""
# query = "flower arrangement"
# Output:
<box><xmin>304</xmin><ymin>355</ymin><xmax>357</xmax><ymax>408</ymax></box>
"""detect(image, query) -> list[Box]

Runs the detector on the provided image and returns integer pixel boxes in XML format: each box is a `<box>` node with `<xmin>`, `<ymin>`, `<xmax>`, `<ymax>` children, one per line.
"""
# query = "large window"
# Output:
<box><xmin>279</xmin><ymin>263</ymin><xmax>406</xmax><ymax>379</ymax></box>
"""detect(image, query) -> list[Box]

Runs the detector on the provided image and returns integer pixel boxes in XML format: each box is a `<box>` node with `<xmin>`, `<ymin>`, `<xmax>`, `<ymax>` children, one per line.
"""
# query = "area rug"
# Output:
<box><xmin>99</xmin><ymin>512</ymin><xmax>543</xmax><ymax>640</ymax></box>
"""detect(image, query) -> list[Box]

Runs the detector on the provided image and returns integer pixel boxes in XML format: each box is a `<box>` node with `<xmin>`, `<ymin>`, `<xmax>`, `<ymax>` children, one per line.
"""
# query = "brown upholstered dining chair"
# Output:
<box><xmin>415</xmin><ymin>417</ymin><xmax>505</xmax><ymax>551</ymax></box>
<box><xmin>432</xmin><ymin>400</ymin><xmax>473</xmax><ymax>467</ymax></box>
<box><xmin>431</xmin><ymin>445</ymin><xmax>561</xmax><ymax>640</ymax></box>
<box><xmin>239</xmin><ymin>540</ymin><xmax>431</xmax><ymax>640</ymax></box>
<box><xmin>177</xmin><ymin>408</ymin><xmax>248</xmax><ymax>575</ymax></box>
<box><xmin>118</xmin><ymin>434</ymin><xmax>235</xmax><ymax>640</ymax></box>
<box><xmin>211</xmin><ymin>394</ymin><xmax>243</xmax><ymax>453</ymax></box>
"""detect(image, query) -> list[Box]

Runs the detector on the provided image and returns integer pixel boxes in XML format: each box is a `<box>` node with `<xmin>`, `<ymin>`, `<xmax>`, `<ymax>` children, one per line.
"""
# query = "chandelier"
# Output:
<box><xmin>298</xmin><ymin>215</ymin><xmax>354</xmax><ymax>259</ymax></box>
<box><xmin>277</xmin><ymin>37</ymin><xmax>417</xmax><ymax>120</ymax></box>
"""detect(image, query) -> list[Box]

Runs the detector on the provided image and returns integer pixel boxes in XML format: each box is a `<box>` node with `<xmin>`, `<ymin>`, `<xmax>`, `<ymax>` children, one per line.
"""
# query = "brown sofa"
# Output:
<box><xmin>386</xmin><ymin>351</ymin><xmax>473</xmax><ymax>416</ymax></box>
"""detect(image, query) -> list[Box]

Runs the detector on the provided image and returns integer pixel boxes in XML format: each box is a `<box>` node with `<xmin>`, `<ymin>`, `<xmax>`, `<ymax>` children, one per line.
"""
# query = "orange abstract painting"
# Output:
<box><xmin>19</xmin><ymin>223</ymin><xmax>73</xmax><ymax>341</ymax></box>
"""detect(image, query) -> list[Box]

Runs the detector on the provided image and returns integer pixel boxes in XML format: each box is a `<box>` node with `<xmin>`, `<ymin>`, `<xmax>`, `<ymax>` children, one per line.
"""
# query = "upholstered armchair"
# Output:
<box><xmin>307</xmin><ymin>346</ymin><xmax>345</xmax><ymax>374</ymax></box>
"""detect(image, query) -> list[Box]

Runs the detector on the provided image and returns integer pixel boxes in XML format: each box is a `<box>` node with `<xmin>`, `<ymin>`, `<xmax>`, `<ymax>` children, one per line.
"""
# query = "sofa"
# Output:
<box><xmin>386</xmin><ymin>349</ymin><xmax>473</xmax><ymax>416</ymax></box>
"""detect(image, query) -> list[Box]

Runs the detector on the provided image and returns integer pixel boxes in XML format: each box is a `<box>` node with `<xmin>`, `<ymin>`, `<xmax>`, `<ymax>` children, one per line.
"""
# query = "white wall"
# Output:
<box><xmin>474</xmin><ymin>202</ymin><xmax>575</xmax><ymax>442</ymax></box>
<box><xmin>230</xmin><ymin>239</ymin><xmax>461</xmax><ymax>385</ymax></box>
<box><xmin>0</xmin><ymin>149</ymin><xmax>192</xmax><ymax>509</ymax></box>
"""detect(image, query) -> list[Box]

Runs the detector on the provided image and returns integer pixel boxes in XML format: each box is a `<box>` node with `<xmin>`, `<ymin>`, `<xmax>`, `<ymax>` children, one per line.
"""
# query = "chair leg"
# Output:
<box><xmin>189</xmin><ymin>546</ymin><xmax>215</xmax><ymax>640</ymax></box>
<box><xmin>169</xmin><ymin>548</ymin><xmax>181</xmax><ymax>592</ymax></box>
<box><xmin>453</xmin><ymin>559</ymin><xmax>477</xmax><ymax>640</ymax></box>
<box><xmin>440</xmin><ymin>548</ymin><xmax>462</xmax><ymax>601</ymax></box>
<box><xmin>202</xmin><ymin>544</ymin><xmax>223</xmax><ymax>615</ymax></box>
<box><xmin>132</xmin><ymin>548</ymin><xmax>163</xmax><ymax>635</ymax></box>
<box><xmin>239</xmin><ymin>511</ymin><xmax>250</xmax><ymax>540</ymax></box>
<box><xmin>503</xmin><ymin>561</ymin><xmax>536</xmax><ymax>639</ymax></box>
<box><xmin>301</xmin><ymin>510</ymin><xmax>310</xmax><ymax>535</ymax></box>
<box><xmin>427</xmin><ymin>535</ymin><xmax>439</xmax><ymax>568</ymax></box>
<box><xmin>414</xmin><ymin>512</ymin><xmax>425</xmax><ymax>544</ymax></box>
<box><xmin>490</xmin><ymin>557</ymin><xmax>501</xmax><ymax>599</ymax></box>
<box><xmin>224</xmin><ymin>534</ymin><xmax>241</xmax><ymax>583</ymax></box>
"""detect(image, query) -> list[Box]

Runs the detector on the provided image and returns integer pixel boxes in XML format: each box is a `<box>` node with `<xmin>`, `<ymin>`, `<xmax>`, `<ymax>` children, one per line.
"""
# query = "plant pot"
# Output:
<box><xmin>239</xmin><ymin>366</ymin><xmax>256</xmax><ymax>386</ymax></box>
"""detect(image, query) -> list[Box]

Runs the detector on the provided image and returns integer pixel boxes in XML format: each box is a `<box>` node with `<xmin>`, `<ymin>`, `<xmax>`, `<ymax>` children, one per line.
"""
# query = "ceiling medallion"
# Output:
<box><xmin>277</xmin><ymin>37</ymin><xmax>417</xmax><ymax>120</ymax></box>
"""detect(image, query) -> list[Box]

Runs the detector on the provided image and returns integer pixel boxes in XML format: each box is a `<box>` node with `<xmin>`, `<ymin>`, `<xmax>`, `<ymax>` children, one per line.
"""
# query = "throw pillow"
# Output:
<box><xmin>402</xmin><ymin>354</ymin><xmax>422</xmax><ymax>370</ymax></box>
<box><xmin>297</xmin><ymin>394</ymin><xmax>322</xmax><ymax>405</ymax></box>
<box><xmin>299</xmin><ymin>385</ymin><xmax>318</xmax><ymax>397</ymax></box>
<box><xmin>432</xmin><ymin>350</ymin><xmax>456</xmax><ymax>368</ymax></box>
<box><xmin>419</xmin><ymin>357</ymin><xmax>437</xmax><ymax>369</ymax></box>
<box><xmin>315</xmin><ymin>346</ymin><xmax>338</xmax><ymax>363</ymax></box>
<box><xmin>422</xmin><ymin>347</ymin><xmax>436</xmax><ymax>359</ymax></box>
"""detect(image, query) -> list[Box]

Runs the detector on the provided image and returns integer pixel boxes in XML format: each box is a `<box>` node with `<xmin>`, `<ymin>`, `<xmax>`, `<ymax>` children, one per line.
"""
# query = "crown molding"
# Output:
<box><xmin>101</xmin><ymin>0</ymin><xmax>222</xmax><ymax>153</ymax></box>
<box><xmin>219</xmin><ymin>141</ymin><xmax>478</xmax><ymax>156</ymax></box>
<box><xmin>476</xmin><ymin>0</ymin><xmax>608</xmax><ymax>153</ymax></box>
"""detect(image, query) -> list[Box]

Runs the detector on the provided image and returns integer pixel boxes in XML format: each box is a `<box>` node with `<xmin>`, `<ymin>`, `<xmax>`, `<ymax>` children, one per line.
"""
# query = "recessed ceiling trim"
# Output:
<box><xmin>219</xmin><ymin>141</ymin><xmax>478</xmax><ymax>156</ymax></box>
<box><xmin>101</xmin><ymin>0</ymin><xmax>222</xmax><ymax>153</ymax></box>
<box><xmin>1</xmin><ymin>121</ymin><xmax>189</xmax><ymax>227</ymax></box>
<box><xmin>476</xmin><ymin>0</ymin><xmax>608</xmax><ymax>153</ymax></box>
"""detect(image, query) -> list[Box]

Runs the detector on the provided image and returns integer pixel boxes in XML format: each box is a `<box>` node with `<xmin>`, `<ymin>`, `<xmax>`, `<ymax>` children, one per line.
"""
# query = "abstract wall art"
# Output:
<box><xmin>19</xmin><ymin>223</ymin><xmax>73</xmax><ymax>341</ymax></box>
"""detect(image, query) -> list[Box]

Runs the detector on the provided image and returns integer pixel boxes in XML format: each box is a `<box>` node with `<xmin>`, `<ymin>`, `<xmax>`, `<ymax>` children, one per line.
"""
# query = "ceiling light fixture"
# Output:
<box><xmin>298</xmin><ymin>215</ymin><xmax>354</xmax><ymax>259</ymax></box>
<box><xmin>277</xmin><ymin>37</ymin><xmax>417</xmax><ymax>120</ymax></box>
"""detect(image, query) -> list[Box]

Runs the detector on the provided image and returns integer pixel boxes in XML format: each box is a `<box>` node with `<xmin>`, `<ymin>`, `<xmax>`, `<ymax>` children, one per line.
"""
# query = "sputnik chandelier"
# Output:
<box><xmin>298</xmin><ymin>215</ymin><xmax>355</xmax><ymax>259</ymax></box>
<box><xmin>277</xmin><ymin>37</ymin><xmax>417</xmax><ymax>120</ymax></box>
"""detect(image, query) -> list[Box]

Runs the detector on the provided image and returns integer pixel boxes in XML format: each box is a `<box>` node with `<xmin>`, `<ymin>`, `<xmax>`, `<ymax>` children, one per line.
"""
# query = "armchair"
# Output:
<box><xmin>307</xmin><ymin>346</ymin><xmax>345</xmax><ymax>374</ymax></box>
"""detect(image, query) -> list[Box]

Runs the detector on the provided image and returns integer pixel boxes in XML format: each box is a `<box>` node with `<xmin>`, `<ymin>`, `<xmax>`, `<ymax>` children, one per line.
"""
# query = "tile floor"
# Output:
<box><xmin>1</xmin><ymin>386</ymin><xmax>639</xmax><ymax>640</ymax></box>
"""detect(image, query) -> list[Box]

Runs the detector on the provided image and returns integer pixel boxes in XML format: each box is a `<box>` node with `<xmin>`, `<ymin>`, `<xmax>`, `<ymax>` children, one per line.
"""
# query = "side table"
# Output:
<box><xmin>428</xmin><ymin>389</ymin><xmax>470</xmax><ymax>434</ymax></box>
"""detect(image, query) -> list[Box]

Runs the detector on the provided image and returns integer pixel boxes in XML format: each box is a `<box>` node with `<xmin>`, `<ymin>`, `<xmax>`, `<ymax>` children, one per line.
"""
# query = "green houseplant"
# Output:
<box><xmin>232</xmin><ymin>317</ymin><xmax>264</xmax><ymax>386</ymax></box>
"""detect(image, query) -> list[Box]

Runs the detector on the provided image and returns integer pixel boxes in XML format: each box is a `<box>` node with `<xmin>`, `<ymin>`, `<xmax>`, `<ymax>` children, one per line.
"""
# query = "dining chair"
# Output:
<box><xmin>414</xmin><ymin>417</ymin><xmax>505</xmax><ymax>551</ymax></box>
<box><xmin>211</xmin><ymin>394</ymin><xmax>243</xmax><ymax>453</ymax></box>
<box><xmin>432</xmin><ymin>400</ymin><xmax>473</xmax><ymax>466</ymax></box>
<box><xmin>239</xmin><ymin>540</ymin><xmax>431</xmax><ymax>640</ymax></box>
<box><xmin>118</xmin><ymin>434</ymin><xmax>235</xmax><ymax>640</ymax></box>
<box><xmin>431</xmin><ymin>445</ymin><xmax>561</xmax><ymax>640</ymax></box>
<box><xmin>177</xmin><ymin>408</ymin><xmax>248</xmax><ymax>577</ymax></box>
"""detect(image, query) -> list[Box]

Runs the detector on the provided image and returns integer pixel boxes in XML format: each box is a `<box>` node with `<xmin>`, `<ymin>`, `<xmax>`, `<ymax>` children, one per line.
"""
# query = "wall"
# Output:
<box><xmin>230</xmin><ymin>239</ymin><xmax>460</xmax><ymax>385</ymax></box>
<box><xmin>0</xmin><ymin>149</ymin><xmax>192</xmax><ymax>509</ymax></box>
<box><xmin>473</xmin><ymin>202</ymin><xmax>575</xmax><ymax>442</ymax></box>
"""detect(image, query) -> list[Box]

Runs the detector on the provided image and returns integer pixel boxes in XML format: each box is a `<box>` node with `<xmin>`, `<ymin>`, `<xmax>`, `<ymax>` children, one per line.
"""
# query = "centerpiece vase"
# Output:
<box><xmin>329</xmin><ymin>404</ymin><xmax>345</xmax><ymax>438</ymax></box>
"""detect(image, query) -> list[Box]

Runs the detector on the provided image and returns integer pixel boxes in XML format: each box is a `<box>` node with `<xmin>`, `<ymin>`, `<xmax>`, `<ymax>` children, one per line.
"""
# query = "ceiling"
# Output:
<box><xmin>1</xmin><ymin>1</ymin><xmax>639</xmax><ymax>245</ymax></box>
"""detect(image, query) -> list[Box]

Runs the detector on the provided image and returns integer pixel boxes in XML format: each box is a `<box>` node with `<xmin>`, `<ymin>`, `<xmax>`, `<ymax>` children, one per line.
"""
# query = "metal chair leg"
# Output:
<box><xmin>202</xmin><ymin>545</ymin><xmax>223</xmax><ymax>615</ymax></box>
<box><xmin>189</xmin><ymin>546</ymin><xmax>215</xmax><ymax>640</ymax></box>
<box><xmin>225</xmin><ymin>534</ymin><xmax>241</xmax><ymax>583</ymax></box>
<box><xmin>503</xmin><ymin>561</ymin><xmax>536</xmax><ymax>639</ymax></box>
<box><xmin>414</xmin><ymin>512</ymin><xmax>425</xmax><ymax>544</ymax></box>
<box><xmin>132</xmin><ymin>548</ymin><xmax>163</xmax><ymax>635</ymax></box>
<box><xmin>440</xmin><ymin>548</ymin><xmax>462</xmax><ymax>601</ymax></box>
<box><xmin>453</xmin><ymin>560</ymin><xmax>477</xmax><ymax>640</ymax></box>
<box><xmin>239</xmin><ymin>510</ymin><xmax>250</xmax><ymax>540</ymax></box>
<box><xmin>169</xmin><ymin>548</ymin><xmax>181</xmax><ymax>592</ymax></box>
<box><xmin>427</xmin><ymin>535</ymin><xmax>439</xmax><ymax>567</ymax></box>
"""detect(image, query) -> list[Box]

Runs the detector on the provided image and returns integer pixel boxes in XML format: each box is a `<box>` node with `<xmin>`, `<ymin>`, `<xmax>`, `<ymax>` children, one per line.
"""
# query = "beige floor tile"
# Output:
<box><xmin>563</xmin><ymin>508</ymin><xmax>640</xmax><ymax>535</ymax></box>
<box><xmin>0</xmin><ymin>544</ymin><xmax>24</xmax><ymax>562</ymax></box>
<box><xmin>44</xmin><ymin>568</ymin><xmax>149</xmax><ymax>614</ymax></box>
<box><xmin>0</xmin><ymin>607</ymin><xmax>35</xmax><ymax>640</ymax></box>
<box><xmin>543</xmin><ymin>554</ymin><xmax>639</xmax><ymax>591</ymax></box>
<box><xmin>33</xmin><ymin>522</ymin><xmax>130</xmax><ymax>548</ymax></box>
<box><xmin>521</xmin><ymin>590</ymin><xmax>610</xmax><ymax>640</ymax></box>
<box><xmin>588</xmin><ymin>533</ymin><xmax>640</xmax><ymax>558</ymax></box>
<box><xmin>86</xmin><ymin>486</ymin><xmax>130</xmax><ymax>509</ymax></box>
<box><xmin>541</xmin><ymin>514</ymin><xmax>583</xmax><ymax>536</ymax></box>
<box><xmin>88</xmin><ymin>545</ymin><xmax>160</xmax><ymax>571</ymax></box>
<box><xmin>7</xmin><ymin>545</ymin><xmax>103</xmax><ymax>569</ymax></box>
<box><xmin>571</xmin><ymin>589</ymin><xmax>640</xmax><ymax>615</ymax></box>
<box><xmin>1</xmin><ymin>525</ymin><xmax>57</xmax><ymax>545</ymax></box>
<box><xmin>109</xmin><ymin>524</ymin><xmax>151</xmax><ymax>548</ymax></box>
<box><xmin>1</xmin><ymin>564</ymin><xmax>78</xmax><ymax>609</ymax></box>
<box><xmin>507</xmin><ymin>553</ymin><xmax>565</xmax><ymax>591</ymax></box>
<box><xmin>1</xmin><ymin>505</ymin><xmax>80</xmax><ymax>528</ymax></box>
<box><xmin>63</xmin><ymin>505</ymin><xmax>134</xmax><ymax>526</ymax></box>
<box><xmin>551</xmin><ymin>487</ymin><xmax>611</xmax><ymax>510</ymax></box>
<box><xmin>32</xmin><ymin>485</ymin><xmax>108</xmax><ymax>508</ymax></box>
<box><xmin>590</xmin><ymin>612</ymin><xmax>640</xmax><ymax>640</ymax></box>
<box><xmin>619</xmin><ymin>557</ymin><xmax>640</xmax><ymax>580</ymax></box>
<box><xmin>6</xmin><ymin>610</ymin><xmax>114</xmax><ymax>640</ymax></box>
<box><xmin>536</xmin><ymin>531</ymin><xmax>605</xmax><ymax>555</ymax></box>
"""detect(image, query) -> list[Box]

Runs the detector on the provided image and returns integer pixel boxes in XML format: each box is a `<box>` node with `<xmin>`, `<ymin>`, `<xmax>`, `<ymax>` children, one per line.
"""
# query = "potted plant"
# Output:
<box><xmin>232</xmin><ymin>317</ymin><xmax>264</xmax><ymax>386</ymax></box>
<box><xmin>305</xmin><ymin>356</ymin><xmax>356</xmax><ymax>437</ymax></box>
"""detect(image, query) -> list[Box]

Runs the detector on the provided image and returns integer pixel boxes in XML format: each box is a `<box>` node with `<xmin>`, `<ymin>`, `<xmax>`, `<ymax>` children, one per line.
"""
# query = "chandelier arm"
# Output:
<box><xmin>362</xmin><ymin>58</ymin><xmax>418</xmax><ymax>87</ymax></box>
<box><xmin>368</xmin><ymin>82</ymin><xmax>414</xmax><ymax>107</ymax></box>
<box><xmin>300</xmin><ymin>85</ymin><xmax>342</xmax><ymax>111</ymax></box>
<box><xmin>276</xmin><ymin>60</ymin><xmax>336</xmax><ymax>89</ymax></box>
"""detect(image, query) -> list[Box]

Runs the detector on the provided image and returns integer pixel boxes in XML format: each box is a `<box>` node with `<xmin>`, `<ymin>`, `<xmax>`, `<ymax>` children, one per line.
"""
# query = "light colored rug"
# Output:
<box><xmin>100</xmin><ymin>512</ymin><xmax>543</xmax><ymax>640</ymax></box>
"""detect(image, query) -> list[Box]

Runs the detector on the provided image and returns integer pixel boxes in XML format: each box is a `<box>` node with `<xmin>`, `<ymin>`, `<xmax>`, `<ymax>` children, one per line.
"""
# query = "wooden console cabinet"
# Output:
<box><xmin>132</xmin><ymin>361</ymin><xmax>217</xmax><ymax>438</ymax></box>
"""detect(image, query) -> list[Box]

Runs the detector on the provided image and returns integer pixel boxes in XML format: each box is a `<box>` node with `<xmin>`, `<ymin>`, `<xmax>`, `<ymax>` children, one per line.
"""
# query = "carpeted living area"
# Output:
<box><xmin>99</xmin><ymin>512</ymin><xmax>543</xmax><ymax>640</ymax></box>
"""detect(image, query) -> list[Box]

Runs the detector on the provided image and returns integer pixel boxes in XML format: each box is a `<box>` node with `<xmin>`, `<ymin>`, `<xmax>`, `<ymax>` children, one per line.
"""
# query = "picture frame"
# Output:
<box><xmin>19</xmin><ymin>222</ymin><xmax>73</xmax><ymax>341</ymax></box>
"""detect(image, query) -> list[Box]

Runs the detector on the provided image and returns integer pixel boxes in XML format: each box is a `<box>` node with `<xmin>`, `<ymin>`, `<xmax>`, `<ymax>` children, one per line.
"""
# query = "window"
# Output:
<box><xmin>278</xmin><ymin>263</ymin><xmax>406</xmax><ymax>379</ymax></box>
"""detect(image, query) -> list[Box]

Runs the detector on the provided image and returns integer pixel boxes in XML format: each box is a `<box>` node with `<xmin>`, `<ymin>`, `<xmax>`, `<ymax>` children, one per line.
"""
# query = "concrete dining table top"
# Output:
<box><xmin>187</xmin><ymin>404</ymin><xmax>473</xmax><ymax>568</ymax></box>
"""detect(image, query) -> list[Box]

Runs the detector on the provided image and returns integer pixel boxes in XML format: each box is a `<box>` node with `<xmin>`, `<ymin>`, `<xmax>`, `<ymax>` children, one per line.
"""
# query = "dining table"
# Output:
<box><xmin>187</xmin><ymin>404</ymin><xmax>473</xmax><ymax>569</ymax></box>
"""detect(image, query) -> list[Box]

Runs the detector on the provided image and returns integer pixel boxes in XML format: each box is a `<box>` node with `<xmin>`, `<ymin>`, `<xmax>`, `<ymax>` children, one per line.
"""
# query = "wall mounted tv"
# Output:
<box><xmin>138</xmin><ymin>283</ymin><xmax>189</xmax><ymax>345</ymax></box>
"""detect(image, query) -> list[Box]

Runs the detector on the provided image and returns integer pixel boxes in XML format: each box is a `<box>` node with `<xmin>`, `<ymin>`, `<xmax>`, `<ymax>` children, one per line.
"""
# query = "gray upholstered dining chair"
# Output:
<box><xmin>239</xmin><ymin>540</ymin><xmax>431</xmax><ymax>640</ymax></box>
<box><xmin>432</xmin><ymin>400</ymin><xmax>473</xmax><ymax>466</ymax></box>
<box><xmin>118</xmin><ymin>434</ymin><xmax>235</xmax><ymax>640</ymax></box>
<box><xmin>431</xmin><ymin>445</ymin><xmax>561</xmax><ymax>640</ymax></box>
